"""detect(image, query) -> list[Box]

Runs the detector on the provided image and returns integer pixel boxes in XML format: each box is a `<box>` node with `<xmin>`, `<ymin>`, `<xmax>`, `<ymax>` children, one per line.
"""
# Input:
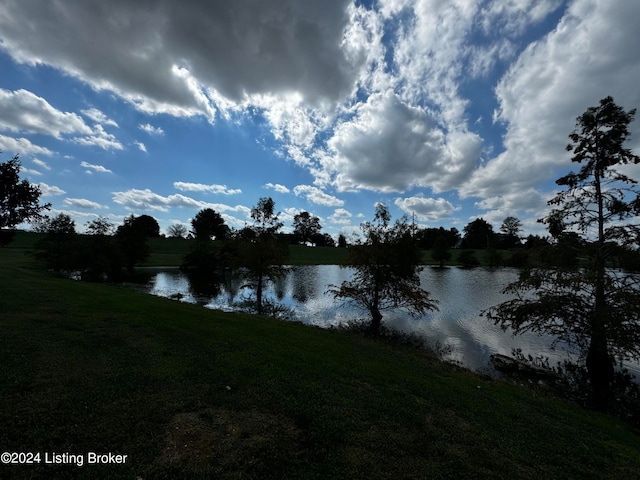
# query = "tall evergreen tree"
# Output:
<box><xmin>486</xmin><ymin>97</ymin><xmax>640</xmax><ymax>409</ymax></box>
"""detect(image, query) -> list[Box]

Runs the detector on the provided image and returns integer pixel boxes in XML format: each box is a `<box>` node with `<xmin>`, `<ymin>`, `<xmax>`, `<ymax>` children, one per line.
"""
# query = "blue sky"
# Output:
<box><xmin>1</xmin><ymin>0</ymin><xmax>639</xmax><ymax>238</ymax></box>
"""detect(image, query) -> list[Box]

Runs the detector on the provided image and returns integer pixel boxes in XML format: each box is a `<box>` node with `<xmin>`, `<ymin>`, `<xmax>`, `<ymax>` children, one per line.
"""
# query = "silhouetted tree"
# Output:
<box><xmin>432</xmin><ymin>234</ymin><xmax>451</xmax><ymax>267</ymax></box>
<box><xmin>167</xmin><ymin>223</ymin><xmax>188</xmax><ymax>238</ymax></box>
<box><xmin>329</xmin><ymin>204</ymin><xmax>437</xmax><ymax>332</ymax></box>
<box><xmin>337</xmin><ymin>233</ymin><xmax>348</xmax><ymax>248</ymax></box>
<box><xmin>81</xmin><ymin>216</ymin><xmax>123</xmax><ymax>281</ymax></box>
<box><xmin>33</xmin><ymin>214</ymin><xmax>77</xmax><ymax>272</ymax></box>
<box><xmin>116</xmin><ymin>215</ymin><xmax>150</xmax><ymax>272</ymax></box>
<box><xmin>293</xmin><ymin>211</ymin><xmax>322</xmax><ymax>245</ymax></box>
<box><xmin>131</xmin><ymin>214</ymin><xmax>160</xmax><ymax>237</ymax></box>
<box><xmin>233</xmin><ymin>197</ymin><xmax>288</xmax><ymax>315</ymax></box>
<box><xmin>462</xmin><ymin>218</ymin><xmax>494</xmax><ymax>249</ymax></box>
<box><xmin>500</xmin><ymin>216</ymin><xmax>523</xmax><ymax>248</ymax></box>
<box><xmin>191</xmin><ymin>208</ymin><xmax>228</xmax><ymax>241</ymax></box>
<box><xmin>486</xmin><ymin>97</ymin><xmax>640</xmax><ymax>409</ymax></box>
<box><xmin>0</xmin><ymin>154</ymin><xmax>50</xmax><ymax>245</ymax></box>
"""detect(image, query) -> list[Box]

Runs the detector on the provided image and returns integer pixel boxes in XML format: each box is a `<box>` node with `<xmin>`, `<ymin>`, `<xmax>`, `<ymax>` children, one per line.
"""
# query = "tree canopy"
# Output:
<box><xmin>191</xmin><ymin>208</ymin><xmax>228</xmax><ymax>241</ymax></box>
<box><xmin>0</xmin><ymin>154</ymin><xmax>50</xmax><ymax>233</ymax></box>
<box><xmin>462</xmin><ymin>218</ymin><xmax>494</xmax><ymax>249</ymax></box>
<box><xmin>329</xmin><ymin>204</ymin><xmax>437</xmax><ymax>332</ymax></box>
<box><xmin>292</xmin><ymin>211</ymin><xmax>322</xmax><ymax>245</ymax></box>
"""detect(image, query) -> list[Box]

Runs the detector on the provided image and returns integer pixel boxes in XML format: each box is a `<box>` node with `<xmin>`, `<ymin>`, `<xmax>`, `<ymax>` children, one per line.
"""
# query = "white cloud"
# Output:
<box><xmin>323</xmin><ymin>91</ymin><xmax>482</xmax><ymax>193</ymax></box>
<box><xmin>173</xmin><ymin>182</ymin><xmax>241</xmax><ymax>195</ymax></box>
<box><xmin>0</xmin><ymin>88</ymin><xmax>92</xmax><ymax>138</ymax></box>
<box><xmin>394</xmin><ymin>194</ymin><xmax>459</xmax><ymax>222</ymax></box>
<box><xmin>112</xmin><ymin>188</ymin><xmax>250</xmax><ymax>215</ymax></box>
<box><xmin>80</xmin><ymin>161</ymin><xmax>112</xmax><ymax>174</ymax></box>
<box><xmin>32</xmin><ymin>158</ymin><xmax>50</xmax><ymax>170</ymax></box>
<box><xmin>264</xmin><ymin>183</ymin><xmax>290</xmax><ymax>194</ymax></box>
<box><xmin>463</xmin><ymin>0</ymin><xmax>640</xmax><ymax>199</ymax></box>
<box><xmin>293</xmin><ymin>185</ymin><xmax>343</xmax><ymax>207</ymax></box>
<box><xmin>328</xmin><ymin>208</ymin><xmax>352</xmax><ymax>225</ymax></box>
<box><xmin>38</xmin><ymin>183</ymin><xmax>66</xmax><ymax>196</ymax></box>
<box><xmin>134</xmin><ymin>141</ymin><xmax>147</xmax><ymax>152</ymax></box>
<box><xmin>63</xmin><ymin>197</ymin><xmax>107</xmax><ymax>209</ymax></box>
<box><xmin>139</xmin><ymin>123</ymin><xmax>164</xmax><ymax>135</ymax></box>
<box><xmin>0</xmin><ymin>134</ymin><xmax>53</xmax><ymax>156</ymax></box>
<box><xmin>0</xmin><ymin>0</ymin><xmax>361</xmax><ymax>118</ymax></box>
<box><xmin>81</xmin><ymin>108</ymin><xmax>118</xmax><ymax>127</ymax></box>
<box><xmin>74</xmin><ymin>125</ymin><xmax>123</xmax><ymax>150</ymax></box>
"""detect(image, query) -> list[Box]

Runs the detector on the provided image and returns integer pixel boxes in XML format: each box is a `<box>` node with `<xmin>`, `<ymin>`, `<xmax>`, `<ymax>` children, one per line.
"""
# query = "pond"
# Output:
<box><xmin>136</xmin><ymin>265</ymin><xmax>602</xmax><ymax>375</ymax></box>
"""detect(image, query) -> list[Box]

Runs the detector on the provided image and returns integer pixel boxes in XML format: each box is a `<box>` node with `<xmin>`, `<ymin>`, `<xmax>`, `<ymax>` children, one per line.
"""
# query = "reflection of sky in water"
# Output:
<box><xmin>142</xmin><ymin>266</ymin><xmax>639</xmax><ymax>376</ymax></box>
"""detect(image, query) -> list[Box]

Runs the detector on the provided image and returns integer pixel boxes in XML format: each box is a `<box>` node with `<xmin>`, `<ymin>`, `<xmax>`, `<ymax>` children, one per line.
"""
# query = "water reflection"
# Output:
<box><xmin>141</xmin><ymin>265</ymin><xmax>638</xmax><ymax>375</ymax></box>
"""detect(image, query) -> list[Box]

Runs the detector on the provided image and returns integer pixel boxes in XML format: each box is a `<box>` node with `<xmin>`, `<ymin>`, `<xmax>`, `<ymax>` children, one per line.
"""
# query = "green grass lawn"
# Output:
<box><xmin>1</xmin><ymin>241</ymin><xmax>639</xmax><ymax>479</ymax></box>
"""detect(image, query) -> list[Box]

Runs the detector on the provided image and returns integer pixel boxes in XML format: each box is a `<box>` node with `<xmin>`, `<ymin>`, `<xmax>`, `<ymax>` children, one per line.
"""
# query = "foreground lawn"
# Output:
<box><xmin>1</xmin><ymin>246</ymin><xmax>639</xmax><ymax>479</ymax></box>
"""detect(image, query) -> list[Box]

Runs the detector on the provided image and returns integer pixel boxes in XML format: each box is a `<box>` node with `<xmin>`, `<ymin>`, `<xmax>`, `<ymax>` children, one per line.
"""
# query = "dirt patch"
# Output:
<box><xmin>159</xmin><ymin>406</ymin><xmax>307</xmax><ymax>475</ymax></box>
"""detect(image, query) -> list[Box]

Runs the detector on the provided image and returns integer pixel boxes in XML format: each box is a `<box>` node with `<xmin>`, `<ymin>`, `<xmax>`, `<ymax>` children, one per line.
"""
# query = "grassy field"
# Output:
<box><xmin>1</xmin><ymin>238</ymin><xmax>640</xmax><ymax>479</ymax></box>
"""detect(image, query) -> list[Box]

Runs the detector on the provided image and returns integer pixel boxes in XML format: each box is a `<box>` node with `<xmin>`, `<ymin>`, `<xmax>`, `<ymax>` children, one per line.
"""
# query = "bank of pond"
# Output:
<box><xmin>127</xmin><ymin>264</ymin><xmax>640</xmax><ymax>380</ymax></box>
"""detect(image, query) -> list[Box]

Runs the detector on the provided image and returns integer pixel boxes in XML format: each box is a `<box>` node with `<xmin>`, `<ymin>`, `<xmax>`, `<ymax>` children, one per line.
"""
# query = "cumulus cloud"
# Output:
<box><xmin>0</xmin><ymin>0</ymin><xmax>361</xmax><ymax>117</ymax></box>
<box><xmin>0</xmin><ymin>88</ymin><xmax>92</xmax><ymax>138</ymax></box>
<box><xmin>328</xmin><ymin>208</ymin><xmax>352</xmax><ymax>225</ymax></box>
<box><xmin>0</xmin><ymin>134</ymin><xmax>53</xmax><ymax>156</ymax></box>
<box><xmin>74</xmin><ymin>125</ymin><xmax>123</xmax><ymax>151</ymax></box>
<box><xmin>173</xmin><ymin>182</ymin><xmax>241</xmax><ymax>195</ymax></box>
<box><xmin>32</xmin><ymin>158</ymin><xmax>50</xmax><ymax>170</ymax></box>
<box><xmin>38</xmin><ymin>183</ymin><xmax>66</xmax><ymax>196</ymax></box>
<box><xmin>134</xmin><ymin>141</ymin><xmax>147</xmax><ymax>152</ymax></box>
<box><xmin>63</xmin><ymin>197</ymin><xmax>107</xmax><ymax>209</ymax></box>
<box><xmin>139</xmin><ymin>123</ymin><xmax>164</xmax><ymax>135</ymax></box>
<box><xmin>293</xmin><ymin>185</ymin><xmax>344</xmax><ymax>207</ymax></box>
<box><xmin>463</xmin><ymin>0</ymin><xmax>640</xmax><ymax>199</ymax></box>
<box><xmin>322</xmin><ymin>91</ymin><xmax>482</xmax><ymax>193</ymax></box>
<box><xmin>81</xmin><ymin>108</ymin><xmax>119</xmax><ymax>127</ymax></box>
<box><xmin>264</xmin><ymin>183</ymin><xmax>290</xmax><ymax>194</ymax></box>
<box><xmin>394</xmin><ymin>194</ymin><xmax>459</xmax><ymax>222</ymax></box>
<box><xmin>80</xmin><ymin>161</ymin><xmax>112</xmax><ymax>174</ymax></box>
<box><xmin>112</xmin><ymin>188</ymin><xmax>251</xmax><ymax>215</ymax></box>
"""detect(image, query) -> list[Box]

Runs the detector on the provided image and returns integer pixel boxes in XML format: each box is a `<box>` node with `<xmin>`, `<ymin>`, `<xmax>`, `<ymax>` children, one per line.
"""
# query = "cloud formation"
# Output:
<box><xmin>173</xmin><ymin>182</ymin><xmax>241</xmax><ymax>195</ymax></box>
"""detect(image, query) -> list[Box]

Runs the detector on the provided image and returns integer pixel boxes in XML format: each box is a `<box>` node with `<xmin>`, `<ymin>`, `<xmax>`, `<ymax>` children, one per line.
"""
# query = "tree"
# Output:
<box><xmin>116</xmin><ymin>215</ymin><xmax>150</xmax><ymax>272</ymax></box>
<box><xmin>191</xmin><ymin>208</ymin><xmax>228</xmax><ymax>241</ymax></box>
<box><xmin>33</xmin><ymin>214</ymin><xmax>77</xmax><ymax>272</ymax></box>
<box><xmin>167</xmin><ymin>223</ymin><xmax>188</xmax><ymax>238</ymax></box>
<box><xmin>233</xmin><ymin>197</ymin><xmax>289</xmax><ymax>315</ymax></box>
<box><xmin>81</xmin><ymin>217</ymin><xmax>123</xmax><ymax>281</ymax></box>
<box><xmin>0</xmin><ymin>154</ymin><xmax>50</xmax><ymax>245</ymax></box>
<box><xmin>329</xmin><ymin>204</ymin><xmax>438</xmax><ymax>332</ymax></box>
<box><xmin>500</xmin><ymin>216</ymin><xmax>522</xmax><ymax>238</ymax></box>
<box><xmin>500</xmin><ymin>216</ymin><xmax>523</xmax><ymax>248</ymax></box>
<box><xmin>131</xmin><ymin>214</ymin><xmax>160</xmax><ymax>237</ymax></box>
<box><xmin>337</xmin><ymin>233</ymin><xmax>348</xmax><ymax>248</ymax></box>
<box><xmin>432</xmin><ymin>234</ymin><xmax>451</xmax><ymax>267</ymax></box>
<box><xmin>486</xmin><ymin>97</ymin><xmax>640</xmax><ymax>409</ymax></box>
<box><xmin>292</xmin><ymin>211</ymin><xmax>322</xmax><ymax>245</ymax></box>
<box><xmin>462</xmin><ymin>218</ymin><xmax>494</xmax><ymax>249</ymax></box>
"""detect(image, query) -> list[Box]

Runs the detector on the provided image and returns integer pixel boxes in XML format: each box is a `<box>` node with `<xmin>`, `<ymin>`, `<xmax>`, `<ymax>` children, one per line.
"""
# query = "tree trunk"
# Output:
<box><xmin>586</xmin><ymin>319</ymin><xmax>614</xmax><ymax>410</ymax></box>
<box><xmin>256</xmin><ymin>274</ymin><xmax>263</xmax><ymax>315</ymax></box>
<box><xmin>370</xmin><ymin>307</ymin><xmax>383</xmax><ymax>333</ymax></box>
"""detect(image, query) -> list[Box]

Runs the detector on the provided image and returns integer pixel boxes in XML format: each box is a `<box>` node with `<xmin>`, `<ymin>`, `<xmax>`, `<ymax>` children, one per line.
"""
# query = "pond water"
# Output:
<box><xmin>137</xmin><ymin>265</ymin><xmax>597</xmax><ymax>375</ymax></box>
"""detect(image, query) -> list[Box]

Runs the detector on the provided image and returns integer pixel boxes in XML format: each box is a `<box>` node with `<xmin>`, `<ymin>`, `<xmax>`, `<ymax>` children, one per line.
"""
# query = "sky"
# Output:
<box><xmin>1</xmin><ymin>0</ymin><xmax>639</xmax><ymax>239</ymax></box>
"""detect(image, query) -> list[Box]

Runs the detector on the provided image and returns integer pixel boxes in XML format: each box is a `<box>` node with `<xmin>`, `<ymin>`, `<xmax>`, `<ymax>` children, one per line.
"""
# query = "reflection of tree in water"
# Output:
<box><xmin>273</xmin><ymin>275</ymin><xmax>287</xmax><ymax>301</ymax></box>
<box><xmin>185</xmin><ymin>270</ymin><xmax>223</xmax><ymax>305</ymax></box>
<box><xmin>291</xmin><ymin>266</ymin><xmax>318</xmax><ymax>304</ymax></box>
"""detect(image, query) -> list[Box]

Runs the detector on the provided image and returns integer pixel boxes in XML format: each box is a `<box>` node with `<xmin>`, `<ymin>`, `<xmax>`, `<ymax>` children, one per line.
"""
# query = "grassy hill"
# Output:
<box><xmin>1</xmin><ymin>239</ymin><xmax>639</xmax><ymax>479</ymax></box>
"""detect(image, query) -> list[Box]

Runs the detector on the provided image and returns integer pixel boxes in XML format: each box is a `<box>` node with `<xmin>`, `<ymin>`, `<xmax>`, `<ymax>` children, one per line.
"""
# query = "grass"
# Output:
<box><xmin>1</xmin><ymin>240</ymin><xmax>640</xmax><ymax>479</ymax></box>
